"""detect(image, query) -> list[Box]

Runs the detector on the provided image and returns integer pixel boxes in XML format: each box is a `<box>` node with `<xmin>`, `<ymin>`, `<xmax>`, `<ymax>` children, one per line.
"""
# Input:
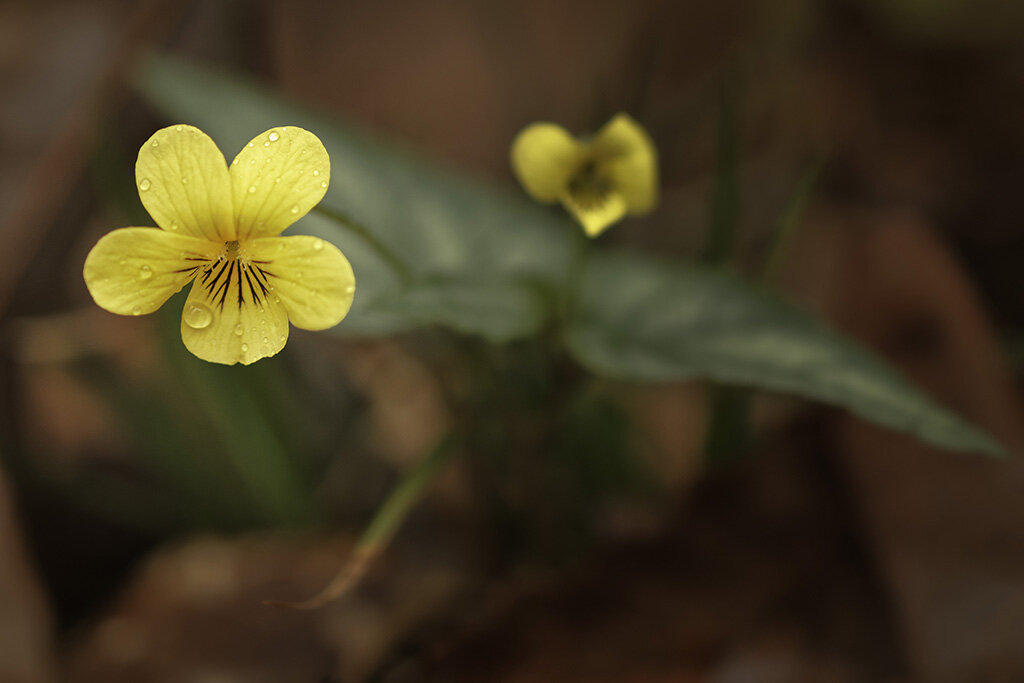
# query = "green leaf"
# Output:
<box><xmin>134</xmin><ymin>54</ymin><xmax>572</xmax><ymax>341</ymax></box>
<box><xmin>566</xmin><ymin>251</ymin><xmax>1005</xmax><ymax>456</ymax></box>
<box><xmin>371</xmin><ymin>276</ymin><xmax>549</xmax><ymax>343</ymax></box>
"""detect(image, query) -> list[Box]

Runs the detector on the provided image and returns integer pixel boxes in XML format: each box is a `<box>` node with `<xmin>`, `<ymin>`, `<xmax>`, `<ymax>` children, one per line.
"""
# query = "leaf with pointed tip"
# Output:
<box><xmin>565</xmin><ymin>251</ymin><xmax>1005</xmax><ymax>457</ymax></box>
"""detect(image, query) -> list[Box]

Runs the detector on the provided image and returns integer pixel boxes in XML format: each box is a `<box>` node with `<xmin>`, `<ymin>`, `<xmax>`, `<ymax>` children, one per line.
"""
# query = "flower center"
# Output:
<box><xmin>186</xmin><ymin>240</ymin><xmax>277</xmax><ymax>311</ymax></box>
<box><xmin>567</xmin><ymin>160</ymin><xmax>612</xmax><ymax>210</ymax></box>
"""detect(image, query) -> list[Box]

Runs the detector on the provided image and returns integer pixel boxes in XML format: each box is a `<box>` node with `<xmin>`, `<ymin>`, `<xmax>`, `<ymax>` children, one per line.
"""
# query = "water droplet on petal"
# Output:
<box><xmin>183</xmin><ymin>302</ymin><xmax>213</xmax><ymax>329</ymax></box>
<box><xmin>233</xmin><ymin>323</ymin><xmax>244</xmax><ymax>336</ymax></box>
<box><xmin>320</xmin><ymin>180</ymin><xmax>327</xmax><ymax>189</ymax></box>
<box><xmin>139</xmin><ymin>178</ymin><xmax>151</xmax><ymax>191</ymax></box>
<box><xmin>248</xmin><ymin>142</ymin><xmax>254</xmax><ymax>148</ymax></box>
<box><xmin>295</xmin><ymin>271</ymin><xmax>303</xmax><ymax>279</ymax></box>
<box><xmin>151</xmin><ymin>141</ymin><xmax>159</xmax><ymax>148</ymax></box>
<box><xmin>290</xmin><ymin>205</ymin><xmax>299</xmax><ymax>214</ymax></box>
<box><xmin>268</xmin><ymin>131</ymin><xmax>280</xmax><ymax>142</ymax></box>
<box><xmin>263</xmin><ymin>141</ymin><xmax>270</xmax><ymax>147</ymax></box>
<box><xmin>312</xmin><ymin>238</ymin><xmax>324</xmax><ymax>251</ymax></box>
<box><xmin>274</xmin><ymin>177</ymin><xmax>281</xmax><ymax>184</ymax></box>
<box><xmin>232</xmin><ymin>158</ymin><xmax>239</xmax><ymax>166</ymax></box>
<box><xmin>247</xmin><ymin>185</ymin><xmax>256</xmax><ymax>194</ymax></box>
<box><xmin>131</xmin><ymin>305</ymin><xmax>141</xmax><ymax>315</ymax></box>
<box><xmin>249</xmin><ymin>158</ymin><xmax>257</xmax><ymax>166</ymax></box>
<box><xmin>312</xmin><ymin>169</ymin><xmax>320</xmax><ymax>177</ymax></box>
<box><xmin>175</xmin><ymin>125</ymin><xmax>184</xmax><ymax>132</ymax></box>
<box><xmin>262</xmin><ymin>336</ymin><xmax>269</xmax><ymax>344</ymax></box>
<box><xmin>169</xmin><ymin>220</ymin><xmax>179</xmax><ymax>231</ymax></box>
<box><xmin>180</xmin><ymin>177</ymin><xmax>188</xmax><ymax>184</ymax></box>
<box><xmin>345</xmin><ymin>284</ymin><xmax>355</xmax><ymax>294</ymax></box>
<box><xmin>241</xmin><ymin>343</ymin><xmax>249</xmax><ymax>353</ymax></box>
<box><xmin>139</xmin><ymin>265</ymin><xmax>153</xmax><ymax>279</ymax></box>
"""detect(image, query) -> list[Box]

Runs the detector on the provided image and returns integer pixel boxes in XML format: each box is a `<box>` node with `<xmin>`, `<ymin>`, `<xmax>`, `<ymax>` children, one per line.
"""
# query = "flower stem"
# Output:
<box><xmin>314</xmin><ymin>205</ymin><xmax>414</xmax><ymax>285</ymax></box>
<box><xmin>561</xmin><ymin>224</ymin><xmax>591</xmax><ymax>321</ymax></box>
<box><xmin>265</xmin><ymin>433</ymin><xmax>458</xmax><ymax>609</ymax></box>
<box><xmin>760</xmin><ymin>154</ymin><xmax>826</xmax><ymax>284</ymax></box>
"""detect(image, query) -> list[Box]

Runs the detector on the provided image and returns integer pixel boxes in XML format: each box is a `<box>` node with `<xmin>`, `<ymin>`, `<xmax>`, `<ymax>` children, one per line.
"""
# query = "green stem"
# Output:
<box><xmin>265</xmin><ymin>433</ymin><xmax>458</xmax><ymax>609</ymax></box>
<box><xmin>314</xmin><ymin>205</ymin><xmax>414</xmax><ymax>284</ymax></box>
<box><xmin>701</xmin><ymin>75</ymin><xmax>740</xmax><ymax>264</ymax></box>
<box><xmin>562</xmin><ymin>225</ymin><xmax>591</xmax><ymax>320</ymax></box>
<box><xmin>761</xmin><ymin>155</ymin><xmax>826</xmax><ymax>284</ymax></box>
<box><xmin>702</xmin><ymin>385</ymin><xmax>752</xmax><ymax>466</ymax></box>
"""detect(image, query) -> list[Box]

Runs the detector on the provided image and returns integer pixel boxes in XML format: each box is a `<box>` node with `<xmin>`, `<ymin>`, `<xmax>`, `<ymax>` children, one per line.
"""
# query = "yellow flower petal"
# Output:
<box><xmin>179</xmin><ymin>269</ymin><xmax>289</xmax><ymax>366</ymax></box>
<box><xmin>247</xmin><ymin>235</ymin><xmax>355</xmax><ymax>330</ymax></box>
<box><xmin>561</xmin><ymin>190</ymin><xmax>628</xmax><ymax>238</ymax></box>
<box><xmin>229</xmin><ymin>127</ymin><xmax>331</xmax><ymax>240</ymax></box>
<box><xmin>510</xmin><ymin>123</ymin><xmax>586</xmax><ymax>203</ymax></box>
<box><xmin>136</xmin><ymin>125</ymin><xmax>236</xmax><ymax>242</ymax></box>
<box><xmin>83</xmin><ymin>227</ymin><xmax>217</xmax><ymax>316</ymax></box>
<box><xmin>590</xmin><ymin>114</ymin><xmax>658</xmax><ymax>214</ymax></box>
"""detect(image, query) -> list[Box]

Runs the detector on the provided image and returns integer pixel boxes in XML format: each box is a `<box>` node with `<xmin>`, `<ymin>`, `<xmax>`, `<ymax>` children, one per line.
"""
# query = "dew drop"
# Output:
<box><xmin>290</xmin><ymin>205</ymin><xmax>299</xmax><ymax>214</ymax></box>
<box><xmin>268</xmin><ymin>131</ymin><xmax>280</xmax><ymax>142</ymax></box>
<box><xmin>131</xmin><ymin>305</ymin><xmax>141</xmax><ymax>316</ymax></box>
<box><xmin>263</xmin><ymin>141</ymin><xmax>270</xmax><ymax>147</ymax></box>
<box><xmin>241</xmin><ymin>343</ymin><xmax>249</xmax><ymax>353</ymax></box>
<box><xmin>247</xmin><ymin>185</ymin><xmax>257</xmax><ymax>194</ymax></box>
<box><xmin>180</xmin><ymin>177</ymin><xmax>188</xmax><ymax>184</ymax></box>
<box><xmin>249</xmin><ymin>158</ymin><xmax>257</xmax><ymax>166</ymax></box>
<box><xmin>233</xmin><ymin>323</ymin><xmax>244</xmax><ymax>336</ymax></box>
<box><xmin>278</xmin><ymin>333</ymin><xmax>286</xmax><ymax>342</ymax></box>
<box><xmin>183</xmin><ymin>303</ymin><xmax>213</xmax><ymax>329</ymax></box>
<box><xmin>312</xmin><ymin>169</ymin><xmax>320</xmax><ymax>177</ymax></box>
<box><xmin>175</xmin><ymin>125</ymin><xmax>183</xmax><ymax>132</ymax></box>
<box><xmin>295</xmin><ymin>272</ymin><xmax>303</xmax><ymax>279</ymax></box>
<box><xmin>312</xmin><ymin>238</ymin><xmax>324</xmax><ymax>251</ymax></box>
<box><xmin>345</xmin><ymin>284</ymin><xmax>355</xmax><ymax>294</ymax></box>
<box><xmin>138</xmin><ymin>178</ymin><xmax>151</xmax><ymax>191</ymax></box>
<box><xmin>248</xmin><ymin>142</ymin><xmax>254</xmax><ymax>148</ymax></box>
<box><xmin>169</xmin><ymin>220</ymin><xmax>179</xmax><ymax>231</ymax></box>
<box><xmin>151</xmin><ymin>140</ymin><xmax>159</xmax><ymax>148</ymax></box>
<box><xmin>232</xmin><ymin>159</ymin><xmax>239</xmax><ymax>166</ymax></box>
<box><xmin>262</xmin><ymin>336</ymin><xmax>269</xmax><ymax>344</ymax></box>
<box><xmin>320</xmin><ymin>180</ymin><xmax>327</xmax><ymax>189</ymax></box>
<box><xmin>139</xmin><ymin>265</ymin><xmax>153</xmax><ymax>279</ymax></box>
<box><xmin>274</xmin><ymin>177</ymin><xmax>281</xmax><ymax>184</ymax></box>
<box><xmin>265</xmin><ymin>157</ymin><xmax>273</xmax><ymax>163</ymax></box>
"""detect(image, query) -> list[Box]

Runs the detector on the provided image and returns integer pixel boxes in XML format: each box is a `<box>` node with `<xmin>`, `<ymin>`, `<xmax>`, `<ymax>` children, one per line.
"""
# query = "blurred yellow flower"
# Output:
<box><xmin>83</xmin><ymin>125</ymin><xmax>355</xmax><ymax>365</ymax></box>
<box><xmin>510</xmin><ymin>113</ymin><xmax>658</xmax><ymax>237</ymax></box>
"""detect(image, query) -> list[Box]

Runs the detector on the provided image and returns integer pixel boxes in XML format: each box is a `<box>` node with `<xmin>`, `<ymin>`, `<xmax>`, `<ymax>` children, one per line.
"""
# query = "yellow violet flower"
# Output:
<box><xmin>83</xmin><ymin>124</ymin><xmax>355</xmax><ymax>365</ymax></box>
<box><xmin>510</xmin><ymin>113</ymin><xmax>658</xmax><ymax>237</ymax></box>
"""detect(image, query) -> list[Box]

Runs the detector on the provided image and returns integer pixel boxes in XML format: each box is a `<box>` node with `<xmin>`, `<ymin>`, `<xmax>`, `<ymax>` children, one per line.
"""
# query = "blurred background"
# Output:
<box><xmin>3</xmin><ymin>0</ymin><xmax>1024</xmax><ymax>681</ymax></box>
